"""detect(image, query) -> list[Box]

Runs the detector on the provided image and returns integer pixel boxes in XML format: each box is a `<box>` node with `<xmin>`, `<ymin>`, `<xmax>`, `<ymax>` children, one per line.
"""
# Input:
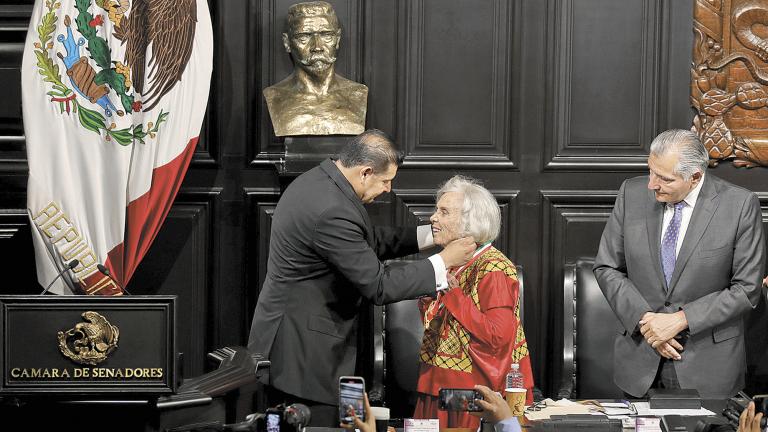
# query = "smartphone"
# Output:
<box><xmin>265</xmin><ymin>407</ymin><xmax>282</xmax><ymax>432</ymax></box>
<box><xmin>753</xmin><ymin>394</ymin><xmax>768</xmax><ymax>415</ymax></box>
<box><xmin>438</xmin><ymin>388</ymin><xmax>483</xmax><ymax>412</ymax></box>
<box><xmin>339</xmin><ymin>376</ymin><xmax>366</xmax><ymax>424</ymax></box>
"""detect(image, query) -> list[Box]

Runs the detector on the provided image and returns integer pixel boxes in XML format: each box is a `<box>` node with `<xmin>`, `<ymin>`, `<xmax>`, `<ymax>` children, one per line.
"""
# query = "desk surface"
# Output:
<box><xmin>521</xmin><ymin>399</ymin><xmax>731</xmax><ymax>432</ymax></box>
<box><xmin>303</xmin><ymin>400</ymin><xmax>733</xmax><ymax>432</ymax></box>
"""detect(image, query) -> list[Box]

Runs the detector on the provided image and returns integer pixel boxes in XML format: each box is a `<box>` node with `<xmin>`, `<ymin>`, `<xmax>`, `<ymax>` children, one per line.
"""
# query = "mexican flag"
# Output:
<box><xmin>22</xmin><ymin>0</ymin><xmax>213</xmax><ymax>294</ymax></box>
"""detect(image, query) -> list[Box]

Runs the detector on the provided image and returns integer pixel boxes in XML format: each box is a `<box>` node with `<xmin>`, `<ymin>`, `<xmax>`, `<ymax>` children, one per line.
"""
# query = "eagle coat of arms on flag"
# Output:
<box><xmin>22</xmin><ymin>0</ymin><xmax>213</xmax><ymax>295</ymax></box>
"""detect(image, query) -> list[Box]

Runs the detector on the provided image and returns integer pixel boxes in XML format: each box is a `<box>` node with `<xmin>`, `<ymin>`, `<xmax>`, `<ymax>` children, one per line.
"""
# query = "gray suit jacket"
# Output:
<box><xmin>594</xmin><ymin>174</ymin><xmax>764</xmax><ymax>398</ymax></box>
<box><xmin>247</xmin><ymin>159</ymin><xmax>436</xmax><ymax>405</ymax></box>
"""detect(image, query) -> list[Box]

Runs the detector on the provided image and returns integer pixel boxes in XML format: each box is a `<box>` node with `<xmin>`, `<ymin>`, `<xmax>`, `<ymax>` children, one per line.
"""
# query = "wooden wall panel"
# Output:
<box><xmin>0</xmin><ymin>210</ymin><xmax>37</xmax><ymax>294</ymax></box>
<box><xmin>541</xmin><ymin>191</ymin><xmax>616</xmax><ymax>279</ymax></box>
<box><xmin>364</xmin><ymin>0</ymin><xmax>398</xmax><ymax>139</ymax></box>
<box><xmin>0</xmin><ymin>5</ymin><xmax>30</xmax><ymax>169</ymax></box>
<box><xmin>397</xmin><ymin>0</ymin><xmax>516</xmax><ymax>167</ymax></box>
<box><xmin>544</xmin><ymin>0</ymin><xmax>665</xmax><ymax>170</ymax></box>
<box><xmin>192</xmin><ymin>1</ymin><xmax>222</xmax><ymax>166</ymax></box>
<box><xmin>244</xmin><ymin>189</ymin><xmax>280</xmax><ymax>323</ymax></box>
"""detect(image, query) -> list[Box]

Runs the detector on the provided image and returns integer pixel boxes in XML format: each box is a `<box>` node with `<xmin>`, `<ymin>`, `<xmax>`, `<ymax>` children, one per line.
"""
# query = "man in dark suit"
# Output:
<box><xmin>248</xmin><ymin>129</ymin><xmax>476</xmax><ymax>425</ymax></box>
<box><xmin>594</xmin><ymin>129</ymin><xmax>765</xmax><ymax>398</ymax></box>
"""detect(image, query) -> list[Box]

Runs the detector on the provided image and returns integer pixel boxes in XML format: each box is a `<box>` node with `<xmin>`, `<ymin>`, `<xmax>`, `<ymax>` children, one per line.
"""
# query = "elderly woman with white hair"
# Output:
<box><xmin>413</xmin><ymin>175</ymin><xmax>534</xmax><ymax>429</ymax></box>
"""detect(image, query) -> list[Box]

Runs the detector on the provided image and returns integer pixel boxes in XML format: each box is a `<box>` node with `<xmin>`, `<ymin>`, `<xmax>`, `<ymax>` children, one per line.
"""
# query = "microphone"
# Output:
<box><xmin>97</xmin><ymin>264</ymin><xmax>131</xmax><ymax>295</ymax></box>
<box><xmin>284</xmin><ymin>403</ymin><xmax>311</xmax><ymax>430</ymax></box>
<box><xmin>97</xmin><ymin>263</ymin><xmax>108</xmax><ymax>274</ymax></box>
<box><xmin>40</xmin><ymin>259</ymin><xmax>79</xmax><ymax>295</ymax></box>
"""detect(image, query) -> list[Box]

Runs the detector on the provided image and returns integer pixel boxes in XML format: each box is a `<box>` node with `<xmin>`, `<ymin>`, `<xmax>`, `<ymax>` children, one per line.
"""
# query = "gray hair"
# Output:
<box><xmin>649</xmin><ymin>129</ymin><xmax>709</xmax><ymax>180</ymax></box>
<box><xmin>436</xmin><ymin>175</ymin><xmax>500</xmax><ymax>244</ymax></box>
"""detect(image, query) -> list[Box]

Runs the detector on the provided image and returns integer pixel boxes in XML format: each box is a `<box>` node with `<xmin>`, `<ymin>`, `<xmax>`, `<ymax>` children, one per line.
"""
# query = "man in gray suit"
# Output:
<box><xmin>248</xmin><ymin>129</ymin><xmax>475</xmax><ymax>425</ymax></box>
<box><xmin>594</xmin><ymin>129</ymin><xmax>765</xmax><ymax>398</ymax></box>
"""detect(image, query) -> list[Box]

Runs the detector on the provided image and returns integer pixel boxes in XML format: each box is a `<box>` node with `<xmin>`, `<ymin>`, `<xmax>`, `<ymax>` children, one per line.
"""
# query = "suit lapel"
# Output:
<box><xmin>319</xmin><ymin>159</ymin><xmax>374</xmax><ymax>236</ymax></box>
<box><xmin>667</xmin><ymin>176</ymin><xmax>719</xmax><ymax>296</ymax></box>
<box><xmin>646</xmin><ymin>188</ymin><xmax>666</xmax><ymax>290</ymax></box>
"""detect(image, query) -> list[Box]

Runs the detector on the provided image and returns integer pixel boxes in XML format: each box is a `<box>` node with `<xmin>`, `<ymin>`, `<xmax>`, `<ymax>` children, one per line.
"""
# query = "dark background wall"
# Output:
<box><xmin>1</xmin><ymin>0</ymin><xmax>767</xmax><ymax>398</ymax></box>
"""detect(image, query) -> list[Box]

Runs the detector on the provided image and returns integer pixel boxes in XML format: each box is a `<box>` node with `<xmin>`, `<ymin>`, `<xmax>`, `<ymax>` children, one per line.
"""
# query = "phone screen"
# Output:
<box><xmin>438</xmin><ymin>389</ymin><xmax>483</xmax><ymax>412</ymax></box>
<box><xmin>266</xmin><ymin>411</ymin><xmax>281</xmax><ymax>432</ymax></box>
<box><xmin>339</xmin><ymin>376</ymin><xmax>365</xmax><ymax>424</ymax></box>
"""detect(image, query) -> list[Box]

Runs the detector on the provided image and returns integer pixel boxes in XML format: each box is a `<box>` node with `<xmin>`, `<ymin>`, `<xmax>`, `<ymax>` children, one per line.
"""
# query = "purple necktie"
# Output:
<box><xmin>661</xmin><ymin>201</ymin><xmax>685</xmax><ymax>287</ymax></box>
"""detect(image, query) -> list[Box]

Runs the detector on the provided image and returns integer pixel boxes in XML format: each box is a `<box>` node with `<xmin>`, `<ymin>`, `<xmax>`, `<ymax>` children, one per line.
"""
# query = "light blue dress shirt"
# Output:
<box><xmin>492</xmin><ymin>418</ymin><xmax>521</xmax><ymax>432</ymax></box>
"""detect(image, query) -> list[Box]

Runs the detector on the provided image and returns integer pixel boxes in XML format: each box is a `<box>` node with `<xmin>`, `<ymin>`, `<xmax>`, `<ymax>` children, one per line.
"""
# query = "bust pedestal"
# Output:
<box><xmin>279</xmin><ymin>135</ymin><xmax>351</xmax><ymax>176</ymax></box>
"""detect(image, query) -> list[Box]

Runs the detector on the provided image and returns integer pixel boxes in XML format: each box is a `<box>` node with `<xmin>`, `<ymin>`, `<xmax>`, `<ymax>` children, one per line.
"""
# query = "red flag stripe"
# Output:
<box><xmin>103</xmin><ymin>136</ymin><xmax>199</xmax><ymax>292</ymax></box>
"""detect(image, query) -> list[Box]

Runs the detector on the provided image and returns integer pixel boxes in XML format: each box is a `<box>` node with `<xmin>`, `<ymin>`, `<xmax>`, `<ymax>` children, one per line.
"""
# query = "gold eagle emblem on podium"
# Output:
<box><xmin>58</xmin><ymin>311</ymin><xmax>120</xmax><ymax>365</ymax></box>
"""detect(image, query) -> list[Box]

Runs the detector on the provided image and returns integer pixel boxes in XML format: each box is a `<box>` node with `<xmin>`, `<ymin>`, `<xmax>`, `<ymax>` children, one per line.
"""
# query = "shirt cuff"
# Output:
<box><xmin>417</xmin><ymin>225</ymin><xmax>435</xmax><ymax>251</ymax></box>
<box><xmin>494</xmin><ymin>418</ymin><xmax>521</xmax><ymax>432</ymax></box>
<box><xmin>428</xmin><ymin>253</ymin><xmax>448</xmax><ymax>291</ymax></box>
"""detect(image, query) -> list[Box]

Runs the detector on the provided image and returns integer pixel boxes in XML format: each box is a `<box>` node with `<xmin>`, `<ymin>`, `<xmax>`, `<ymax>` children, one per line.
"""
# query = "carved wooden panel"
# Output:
<box><xmin>544</xmin><ymin>0</ymin><xmax>665</xmax><ymax>170</ymax></box>
<box><xmin>396</xmin><ymin>0</ymin><xmax>516</xmax><ymax>168</ymax></box>
<box><xmin>249</xmin><ymin>0</ymin><xmax>362</xmax><ymax>164</ymax></box>
<box><xmin>692</xmin><ymin>0</ymin><xmax>768</xmax><ymax>167</ymax></box>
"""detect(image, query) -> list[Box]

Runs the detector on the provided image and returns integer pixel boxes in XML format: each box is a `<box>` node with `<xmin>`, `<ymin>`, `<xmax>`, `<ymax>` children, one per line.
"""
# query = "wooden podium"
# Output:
<box><xmin>0</xmin><ymin>296</ymin><xmax>268</xmax><ymax>431</ymax></box>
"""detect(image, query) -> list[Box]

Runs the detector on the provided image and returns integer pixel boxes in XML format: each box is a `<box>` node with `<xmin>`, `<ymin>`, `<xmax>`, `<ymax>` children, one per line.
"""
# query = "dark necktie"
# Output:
<box><xmin>661</xmin><ymin>201</ymin><xmax>685</xmax><ymax>287</ymax></box>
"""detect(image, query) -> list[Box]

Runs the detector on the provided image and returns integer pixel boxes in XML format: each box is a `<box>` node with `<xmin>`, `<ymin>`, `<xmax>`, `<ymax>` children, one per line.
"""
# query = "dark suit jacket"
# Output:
<box><xmin>594</xmin><ymin>174</ymin><xmax>765</xmax><ymax>398</ymax></box>
<box><xmin>247</xmin><ymin>159</ymin><xmax>436</xmax><ymax>405</ymax></box>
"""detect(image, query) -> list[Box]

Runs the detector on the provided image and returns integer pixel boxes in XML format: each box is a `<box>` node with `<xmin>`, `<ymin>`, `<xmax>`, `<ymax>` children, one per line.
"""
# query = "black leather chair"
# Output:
<box><xmin>559</xmin><ymin>258</ymin><xmax>624</xmax><ymax>399</ymax></box>
<box><xmin>375</xmin><ymin>265</ymin><xmax>527</xmax><ymax>418</ymax></box>
<box><xmin>381</xmin><ymin>297</ymin><xmax>422</xmax><ymax>417</ymax></box>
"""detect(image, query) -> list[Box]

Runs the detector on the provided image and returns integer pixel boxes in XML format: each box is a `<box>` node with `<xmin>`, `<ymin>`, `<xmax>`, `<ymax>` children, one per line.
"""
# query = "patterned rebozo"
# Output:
<box><xmin>416</xmin><ymin>246</ymin><xmax>534</xmax><ymax>404</ymax></box>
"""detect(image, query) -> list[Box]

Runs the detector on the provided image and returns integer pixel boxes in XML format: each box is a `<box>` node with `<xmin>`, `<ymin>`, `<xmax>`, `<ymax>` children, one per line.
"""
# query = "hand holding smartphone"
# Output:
<box><xmin>266</xmin><ymin>407</ymin><xmax>283</xmax><ymax>432</ymax></box>
<box><xmin>437</xmin><ymin>388</ymin><xmax>484</xmax><ymax>412</ymax></box>
<box><xmin>339</xmin><ymin>376</ymin><xmax>366</xmax><ymax>424</ymax></box>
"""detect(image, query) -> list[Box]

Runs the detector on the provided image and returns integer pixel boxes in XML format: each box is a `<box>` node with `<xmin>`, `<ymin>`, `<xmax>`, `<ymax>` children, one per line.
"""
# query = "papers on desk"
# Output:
<box><xmin>523</xmin><ymin>399</ymin><xmax>638</xmax><ymax>420</ymax></box>
<box><xmin>404</xmin><ymin>418</ymin><xmax>439</xmax><ymax>432</ymax></box>
<box><xmin>600</xmin><ymin>402</ymin><xmax>637</xmax><ymax>416</ymax></box>
<box><xmin>635</xmin><ymin>416</ymin><xmax>662</xmax><ymax>432</ymax></box>
<box><xmin>523</xmin><ymin>399</ymin><xmax>715</xmax><ymax>430</ymax></box>
<box><xmin>632</xmin><ymin>401</ymin><xmax>715</xmax><ymax>416</ymax></box>
<box><xmin>523</xmin><ymin>398</ymin><xmax>595</xmax><ymax>420</ymax></box>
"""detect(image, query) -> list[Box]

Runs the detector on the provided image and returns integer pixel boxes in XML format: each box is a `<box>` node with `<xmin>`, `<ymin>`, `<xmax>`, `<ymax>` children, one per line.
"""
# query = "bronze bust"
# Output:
<box><xmin>264</xmin><ymin>2</ymin><xmax>368</xmax><ymax>136</ymax></box>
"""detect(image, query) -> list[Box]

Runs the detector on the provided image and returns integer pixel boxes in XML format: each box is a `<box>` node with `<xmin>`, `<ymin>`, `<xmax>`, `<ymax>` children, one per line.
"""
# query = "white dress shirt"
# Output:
<box><xmin>660</xmin><ymin>174</ymin><xmax>705</xmax><ymax>257</ymax></box>
<box><xmin>416</xmin><ymin>225</ymin><xmax>449</xmax><ymax>290</ymax></box>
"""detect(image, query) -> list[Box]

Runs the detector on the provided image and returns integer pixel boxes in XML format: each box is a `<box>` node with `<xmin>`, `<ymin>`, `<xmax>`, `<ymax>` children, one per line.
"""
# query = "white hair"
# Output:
<box><xmin>436</xmin><ymin>175</ymin><xmax>500</xmax><ymax>244</ymax></box>
<box><xmin>649</xmin><ymin>129</ymin><xmax>709</xmax><ymax>180</ymax></box>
